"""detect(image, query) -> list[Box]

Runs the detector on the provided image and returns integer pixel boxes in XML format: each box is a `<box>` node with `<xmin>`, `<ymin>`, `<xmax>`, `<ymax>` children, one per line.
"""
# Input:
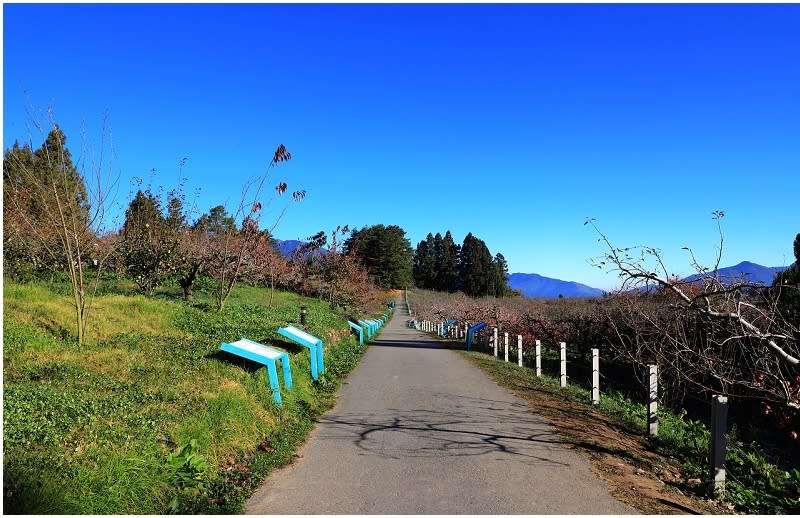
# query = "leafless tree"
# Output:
<box><xmin>3</xmin><ymin>110</ymin><xmax>119</xmax><ymax>343</ymax></box>
<box><xmin>586</xmin><ymin>213</ymin><xmax>799</xmax><ymax>408</ymax></box>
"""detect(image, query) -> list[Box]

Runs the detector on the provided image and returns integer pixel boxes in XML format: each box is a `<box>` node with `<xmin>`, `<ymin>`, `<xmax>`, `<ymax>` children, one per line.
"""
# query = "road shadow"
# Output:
<box><xmin>314</xmin><ymin>393</ymin><xmax>570</xmax><ymax>467</ymax></box>
<box><xmin>371</xmin><ymin>338</ymin><xmax>449</xmax><ymax>350</ymax></box>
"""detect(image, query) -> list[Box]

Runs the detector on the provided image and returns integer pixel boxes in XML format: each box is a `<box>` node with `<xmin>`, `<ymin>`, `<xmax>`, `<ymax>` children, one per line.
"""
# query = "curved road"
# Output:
<box><xmin>246</xmin><ymin>298</ymin><xmax>635</xmax><ymax>514</ymax></box>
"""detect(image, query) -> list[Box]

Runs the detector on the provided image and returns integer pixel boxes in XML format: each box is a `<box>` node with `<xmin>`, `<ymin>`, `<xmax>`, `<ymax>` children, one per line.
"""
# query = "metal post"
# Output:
<box><xmin>711</xmin><ymin>395</ymin><xmax>728</xmax><ymax>496</ymax></box>
<box><xmin>648</xmin><ymin>364</ymin><xmax>658</xmax><ymax>437</ymax></box>
<box><xmin>535</xmin><ymin>339</ymin><xmax>541</xmax><ymax>377</ymax></box>
<box><xmin>591</xmin><ymin>348</ymin><xmax>600</xmax><ymax>405</ymax></box>
<box><xmin>493</xmin><ymin>327</ymin><xmax>498</xmax><ymax>357</ymax></box>
<box><xmin>517</xmin><ymin>335</ymin><xmax>523</xmax><ymax>367</ymax></box>
<box><xmin>560</xmin><ymin>342</ymin><xmax>567</xmax><ymax>387</ymax></box>
<box><xmin>504</xmin><ymin>332</ymin><xmax>509</xmax><ymax>362</ymax></box>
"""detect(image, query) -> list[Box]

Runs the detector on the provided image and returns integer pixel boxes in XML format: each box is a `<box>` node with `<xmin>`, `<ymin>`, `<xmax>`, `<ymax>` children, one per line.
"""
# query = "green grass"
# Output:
<box><xmin>3</xmin><ymin>279</ymin><xmax>386</xmax><ymax>513</ymax></box>
<box><xmin>458</xmin><ymin>349</ymin><xmax>800</xmax><ymax>515</ymax></box>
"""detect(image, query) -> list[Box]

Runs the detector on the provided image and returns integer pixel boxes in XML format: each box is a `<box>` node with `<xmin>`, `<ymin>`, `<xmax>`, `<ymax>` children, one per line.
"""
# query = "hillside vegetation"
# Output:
<box><xmin>3</xmin><ymin>279</ymin><xmax>387</xmax><ymax>513</ymax></box>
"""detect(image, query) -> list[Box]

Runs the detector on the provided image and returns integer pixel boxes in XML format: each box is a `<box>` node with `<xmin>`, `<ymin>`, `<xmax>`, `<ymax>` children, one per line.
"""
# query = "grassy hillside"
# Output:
<box><xmin>3</xmin><ymin>279</ymin><xmax>385</xmax><ymax>513</ymax></box>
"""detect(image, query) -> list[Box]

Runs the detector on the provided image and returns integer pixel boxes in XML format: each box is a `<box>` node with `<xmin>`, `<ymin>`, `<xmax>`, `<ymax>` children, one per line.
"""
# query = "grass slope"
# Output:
<box><xmin>3</xmin><ymin>280</ymin><xmax>384</xmax><ymax>513</ymax></box>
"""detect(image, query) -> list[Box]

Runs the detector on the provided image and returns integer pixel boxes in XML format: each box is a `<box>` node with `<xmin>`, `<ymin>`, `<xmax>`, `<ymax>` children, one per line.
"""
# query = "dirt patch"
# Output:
<box><xmin>462</xmin><ymin>353</ymin><xmax>731</xmax><ymax>515</ymax></box>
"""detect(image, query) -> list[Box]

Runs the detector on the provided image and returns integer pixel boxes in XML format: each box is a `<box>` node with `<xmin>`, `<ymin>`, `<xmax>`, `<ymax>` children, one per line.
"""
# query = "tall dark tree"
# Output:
<box><xmin>413</xmin><ymin>233</ymin><xmax>437</xmax><ymax>289</ymax></box>
<box><xmin>458</xmin><ymin>233</ymin><xmax>494</xmax><ymax>297</ymax></box>
<box><xmin>193</xmin><ymin>205</ymin><xmax>236</xmax><ymax>236</ymax></box>
<box><xmin>436</xmin><ymin>230</ymin><xmax>461</xmax><ymax>292</ymax></box>
<box><xmin>491</xmin><ymin>252</ymin><xmax>511</xmax><ymax>297</ymax></box>
<box><xmin>344</xmin><ymin>224</ymin><xmax>413</xmax><ymax>289</ymax></box>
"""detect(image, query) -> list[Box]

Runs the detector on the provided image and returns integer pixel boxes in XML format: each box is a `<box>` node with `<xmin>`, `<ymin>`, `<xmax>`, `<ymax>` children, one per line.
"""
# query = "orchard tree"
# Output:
<box><xmin>773</xmin><ymin>233</ymin><xmax>800</xmax><ymax>330</ymax></box>
<box><xmin>588</xmin><ymin>214</ymin><xmax>800</xmax><ymax>409</ymax></box>
<box><xmin>2</xmin><ymin>117</ymin><xmax>116</xmax><ymax>344</ymax></box>
<box><xmin>206</xmin><ymin>144</ymin><xmax>303</xmax><ymax>312</ymax></box>
<box><xmin>119</xmin><ymin>188</ymin><xmax>178</xmax><ymax>295</ymax></box>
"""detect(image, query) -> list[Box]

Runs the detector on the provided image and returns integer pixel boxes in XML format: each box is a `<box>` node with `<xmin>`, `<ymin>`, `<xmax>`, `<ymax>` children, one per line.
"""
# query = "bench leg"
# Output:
<box><xmin>266</xmin><ymin>364</ymin><xmax>282</xmax><ymax>405</ymax></box>
<box><xmin>317</xmin><ymin>342</ymin><xmax>325</xmax><ymax>375</ymax></box>
<box><xmin>280</xmin><ymin>354</ymin><xmax>293</xmax><ymax>389</ymax></box>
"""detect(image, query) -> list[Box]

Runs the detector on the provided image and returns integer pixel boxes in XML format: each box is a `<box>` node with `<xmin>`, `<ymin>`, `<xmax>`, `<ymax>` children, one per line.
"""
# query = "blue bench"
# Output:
<box><xmin>348</xmin><ymin>321</ymin><xmax>364</xmax><ymax>345</ymax></box>
<box><xmin>277</xmin><ymin>325</ymin><xmax>325</xmax><ymax>380</ymax></box>
<box><xmin>220</xmin><ymin>338</ymin><xmax>292</xmax><ymax>404</ymax></box>
<box><xmin>466</xmin><ymin>322</ymin><xmax>488</xmax><ymax>351</ymax></box>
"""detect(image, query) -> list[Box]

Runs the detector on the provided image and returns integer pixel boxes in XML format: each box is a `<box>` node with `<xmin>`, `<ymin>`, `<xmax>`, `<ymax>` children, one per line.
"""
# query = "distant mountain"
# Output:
<box><xmin>507</xmin><ymin>272</ymin><xmax>605</xmax><ymax>299</ymax></box>
<box><xmin>274</xmin><ymin>239</ymin><xmax>327</xmax><ymax>259</ymax></box>
<box><xmin>274</xmin><ymin>239</ymin><xmax>304</xmax><ymax>258</ymax></box>
<box><xmin>683</xmin><ymin>261</ymin><xmax>789</xmax><ymax>286</ymax></box>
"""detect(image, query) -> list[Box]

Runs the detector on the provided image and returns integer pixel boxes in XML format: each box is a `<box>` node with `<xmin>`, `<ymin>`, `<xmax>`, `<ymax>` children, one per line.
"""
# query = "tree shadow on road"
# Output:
<box><xmin>314</xmin><ymin>393</ymin><xmax>572</xmax><ymax>467</ymax></box>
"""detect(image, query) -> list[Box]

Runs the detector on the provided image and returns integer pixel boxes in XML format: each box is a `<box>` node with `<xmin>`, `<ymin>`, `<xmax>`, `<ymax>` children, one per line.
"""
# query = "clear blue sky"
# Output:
<box><xmin>4</xmin><ymin>3</ymin><xmax>799</xmax><ymax>291</ymax></box>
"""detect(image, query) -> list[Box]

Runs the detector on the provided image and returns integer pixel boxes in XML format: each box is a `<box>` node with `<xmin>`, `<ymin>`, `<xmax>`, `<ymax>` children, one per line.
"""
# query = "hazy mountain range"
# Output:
<box><xmin>508</xmin><ymin>261</ymin><xmax>791</xmax><ymax>299</ymax></box>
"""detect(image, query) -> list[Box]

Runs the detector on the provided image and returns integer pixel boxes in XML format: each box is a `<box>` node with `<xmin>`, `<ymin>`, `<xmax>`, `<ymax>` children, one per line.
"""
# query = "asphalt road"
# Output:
<box><xmin>245</xmin><ymin>298</ymin><xmax>635</xmax><ymax>514</ymax></box>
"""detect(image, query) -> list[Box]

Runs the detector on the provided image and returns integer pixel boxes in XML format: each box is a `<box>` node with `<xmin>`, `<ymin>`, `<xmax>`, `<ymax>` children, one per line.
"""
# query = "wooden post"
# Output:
<box><xmin>535</xmin><ymin>339</ymin><xmax>541</xmax><ymax>377</ymax></box>
<box><xmin>591</xmin><ymin>348</ymin><xmax>600</xmax><ymax>405</ymax></box>
<box><xmin>648</xmin><ymin>364</ymin><xmax>658</xmax><ymax>437</ymax></box>
<box><xmin>493</xmin><ymin>327</ymin><xmax>498</xmax><ymax>357</ymax></box>
<box><xmin>711</xmin><ymin>395</ymin><xmax>728</xmax><ymax>496</ymax></box>
<box><xmin>560</xmin><ymin>342</ymin><xmax>567</xmax><ymax>387</ymax></box>
<box><xmin>517</xmin><ymin>335</ymin><xmax>523</xmax><ymax>367</ymax></box>
<box><xmin>504</xmin><ymin>332</ymin><xmax>509</xmax><ymax>362</ymax></box>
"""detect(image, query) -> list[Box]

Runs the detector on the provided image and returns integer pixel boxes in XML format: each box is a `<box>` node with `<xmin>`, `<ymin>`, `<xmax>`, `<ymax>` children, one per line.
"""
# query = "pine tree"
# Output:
<box><xmin>459</xmin><ymin>233</ymin><xmax>494</xmax><ymax>297</ymax></box>
<box><xmin>413</xmin><ymin>233</ymin><xmax>437</xmax><ymax>289</ymax></box>
<box><xmin>344</xmin><ymin>224</ymin><xmax>413</xmax><ymax>289</ymax></box>
<box><xmin>437</xmin><ymin>230</ymin><xmax>461</xmax><ymax>292</ymax></box>
<box><xmin>492</xmin><ymin>252</ymin><xmax>511</xmax><ymax>297</ymax></box>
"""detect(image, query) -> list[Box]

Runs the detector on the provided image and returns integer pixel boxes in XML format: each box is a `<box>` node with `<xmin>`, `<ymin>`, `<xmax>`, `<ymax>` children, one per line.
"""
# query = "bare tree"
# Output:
<box><xmin>586</xmin><ymin>213</ymin><xmax>800</xmax><ymax>408</ymax></box>
<box><xmin>3</xmin><ymin>111</ymin><xmax>118</xmax><ymax>343</ymax></box>
<box><xmin>207</xmin><ymin>144</ymin><xmax>305</xmax><ymax>312</ymax></box>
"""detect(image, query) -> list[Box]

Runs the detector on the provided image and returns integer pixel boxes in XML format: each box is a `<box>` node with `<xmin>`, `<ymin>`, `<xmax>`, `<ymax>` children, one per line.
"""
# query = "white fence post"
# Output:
<box><xmin>504</xmin><ymin>332</ymin><xmax>509</xmax><ymax>362</ymax></box>
<box><xmin>648</xmin><ymin>364</ymin><xmax>658</xmax><ymax>437</ymax></box>
<box><xmin>535</xmin><ymin>339</ymin><xmax>541</xmax><ymax>377</ymax></box>
<box><xmin>493</xmin><ymin>327</ymin><xmax>498</xmax><ymax>357</ymax></box>
<box><xmin>591</xmin><ymin>348</ymin><xmax>600</xmax><ymax>405</ymax></box>
<box><xmin>560</xmin><ymin>342</ymin><xmax>567</xmax><ymax>387</ymax></box>
<box><xmin>711</xmin><ymin>395</ymin><xmax>728</xmax><ymax>496</ymax></box>
<box><xmin>517</xmin><ymin>335</ymin><xmax>523</xmax><ymax>367</ymax></box>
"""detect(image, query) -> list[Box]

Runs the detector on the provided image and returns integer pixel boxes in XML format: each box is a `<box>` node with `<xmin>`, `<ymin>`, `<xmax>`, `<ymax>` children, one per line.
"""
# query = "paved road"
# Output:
<box><xmin>246</xmin><ymin>298</ymin><xmax>635</xmax><ymax>514</ymax></box>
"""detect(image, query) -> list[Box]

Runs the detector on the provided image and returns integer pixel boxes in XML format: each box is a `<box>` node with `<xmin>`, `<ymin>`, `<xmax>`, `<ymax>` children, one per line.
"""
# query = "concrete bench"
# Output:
<box><xmin>220</xmin><ymin>338</ymin><xmax>292</xmax><ymax>404</ymax></box>
<box><xmin>358</xmin><ymin>320</ymin><xmax>375</xmax><ymax>339</ymax></box>
<box><xmin>348</xmin><ymin>321</ymin><xmax>364</xmax><ymax>345</ymax></box>
<box><xmin>277</xmin><ymin>325</ymin><xmax>324</xmax><ymax>380</ymax></box>
<box><xmin>466</xmin><ymin>322</ymin><xmax>488</xmax><ymax>351</ymax></box>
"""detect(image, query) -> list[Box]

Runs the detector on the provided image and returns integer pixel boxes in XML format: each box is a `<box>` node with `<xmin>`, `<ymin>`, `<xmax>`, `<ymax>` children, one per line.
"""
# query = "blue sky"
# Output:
<box><xmin>4</xmin><ymin>3</ymin><xmax>799</xmax><ymax>291</ymax></box>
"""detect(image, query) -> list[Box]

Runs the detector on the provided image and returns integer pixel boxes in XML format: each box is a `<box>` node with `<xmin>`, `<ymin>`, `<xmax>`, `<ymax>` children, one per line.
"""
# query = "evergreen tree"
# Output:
<box><xmin>491</xmin><ymin>252</ymin><xmax>511</xmax><ymax>297</ymax></box>
<box><xmin>193</xmin><ymin>205</ymin><xmax>236</xmax><ymax>236</ymax></box>
<box><xmin>3</xmin><ymin>128</ymin><xmax>91</xmax><ymax>275</ymax></box>
<box><xmin>440</xmin><ymin>230</ymin><xmax>461</xmax><ymax>292</ymax></box>
<box><xmin>344</xmin><ymin>224</ymin><xmax>413</xmax><ymax>289</ymax></box>
<box><xmin>459</xmin><ymin>233</ymin><xmax>494</xmax><ymax>297</ymax></box>
<box><xmin>413</xmin><ymin>234</ymin><xmax>436</xmax><ymax>289</ymax></box>
<box><xmin>432</xmin><ymin>232</ymin><xmax>445</xmax><ymax>290</ymax></box>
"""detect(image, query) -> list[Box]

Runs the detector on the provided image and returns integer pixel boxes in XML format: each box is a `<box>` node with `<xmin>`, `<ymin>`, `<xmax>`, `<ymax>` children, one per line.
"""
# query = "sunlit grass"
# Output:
<box><xmin>3</xmin><ymin>279</ymin><xmax>380</xmax><ymax>513</ymax></box>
